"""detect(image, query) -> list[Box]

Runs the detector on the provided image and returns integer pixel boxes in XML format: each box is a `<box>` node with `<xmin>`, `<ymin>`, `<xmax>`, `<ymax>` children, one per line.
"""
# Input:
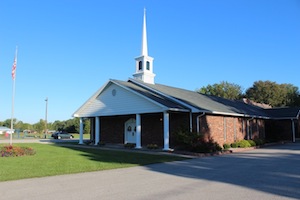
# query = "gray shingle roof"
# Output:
<box><xmin>75</xmin><ymin>78</ymin><xmax>300</xmax><ymax>120</ymax></box>
<box><xmin>134</xmin><ymin>80</ymin><xmax>267</xmax><ymax>117</ymax></box>
<box><xmin>264</xmin><ymin>107</ymin><xmax>300</xmax><ymax>119</ymax></box>
<box><xmin>116</xmin><ymin>79</ymin><xmax>300</xmax><ymax>119</ymax></box>
<box><xmin>112</xmin><ymin>79</ymin><xmax>190</xmax><ymax>111</ymax></box>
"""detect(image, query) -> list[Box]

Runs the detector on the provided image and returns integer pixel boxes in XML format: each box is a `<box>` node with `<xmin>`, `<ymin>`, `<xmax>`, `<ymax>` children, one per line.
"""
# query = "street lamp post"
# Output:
<box><xmin>45</xmin><ymin>97</ymin><xmax>48</xmax><ymax>139</ymax></box>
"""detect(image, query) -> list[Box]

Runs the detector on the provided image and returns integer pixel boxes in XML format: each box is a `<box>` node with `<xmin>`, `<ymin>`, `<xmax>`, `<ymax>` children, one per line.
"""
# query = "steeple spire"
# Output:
<box><xmin>133</xmin><ymin>9</ymin><xmax>156</xmax><ymax>84</ymax></box>
<box><xmin>141</xmin><ymin>8</ymin><xmax>148</xmax><ymax>56</ymax></box>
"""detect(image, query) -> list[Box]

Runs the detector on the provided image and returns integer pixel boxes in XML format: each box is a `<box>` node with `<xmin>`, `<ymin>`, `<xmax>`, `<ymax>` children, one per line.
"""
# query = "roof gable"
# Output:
<box><xmin>73</xmin><ymin>80</ymin><xmax>173</xmax><ymax>117</ymax></box>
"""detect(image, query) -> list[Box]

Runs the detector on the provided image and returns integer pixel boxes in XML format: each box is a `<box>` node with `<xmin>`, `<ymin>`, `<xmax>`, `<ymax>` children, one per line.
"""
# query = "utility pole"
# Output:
<box><xmin>45</xmin><ymin>97</ymin><xmax>48</xmax><ymax>139</ymax></box>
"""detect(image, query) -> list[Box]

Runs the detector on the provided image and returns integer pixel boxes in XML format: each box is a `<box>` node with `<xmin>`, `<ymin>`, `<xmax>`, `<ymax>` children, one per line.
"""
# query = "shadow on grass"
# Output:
<box><xmin>53</xmin><ymin>143</ymin><xmax>186</xmax><ymax>166</ymax></box>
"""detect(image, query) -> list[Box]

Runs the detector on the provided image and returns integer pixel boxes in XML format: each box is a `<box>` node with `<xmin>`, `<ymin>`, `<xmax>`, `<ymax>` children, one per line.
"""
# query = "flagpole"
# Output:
<box><xmin>10</xmin><ymin>46</ymin><xmax>18</xmax><ymax>146</ymax></box>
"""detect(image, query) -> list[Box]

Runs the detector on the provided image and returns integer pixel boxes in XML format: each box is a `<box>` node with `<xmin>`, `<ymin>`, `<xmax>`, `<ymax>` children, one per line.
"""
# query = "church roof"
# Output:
<box><xmin>73</xmin><ymin>78</ymin><xmax>300</xmax><ymax>120</ymax></box>
<box><xmin>115</xmin><ymin>79</ymin><xmax>300</xmax><ymax>119</ymax></box>
<box><xmin>264</xmin><ymin>107</ymin><xmax>300</xmax><ymax>119</ymax></box>
<box><xmin>114</xmin><ymin>79</ymin><xmax>267</xmax><ymax>118</ymax></box>
<box><xmin>112</xmin><ymin>79</ymin><xmax>189</xmax><ymax>111</ymax></box>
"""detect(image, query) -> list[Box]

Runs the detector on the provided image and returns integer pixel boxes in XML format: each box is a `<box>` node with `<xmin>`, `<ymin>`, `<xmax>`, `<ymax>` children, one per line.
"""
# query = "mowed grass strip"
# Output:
<box><xmin>0</xmin><ymin>143</ymin><xmax>186</xmax><ymax>182</ymax></box>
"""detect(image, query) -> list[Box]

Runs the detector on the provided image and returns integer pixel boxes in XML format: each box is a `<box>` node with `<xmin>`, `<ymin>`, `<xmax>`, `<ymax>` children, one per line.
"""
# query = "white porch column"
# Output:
<box><xmin>95</xmin><ymin>117</ymin><xmax>100</xmax><ymax>145</ymax></box>
<box><xmin>163</xmin><ymin>111</ymin><xmax>170</xmax><ymax>151</ymax></box>
<box><xmin>135</xmin><ymin>114</ymin><xmax>142</xmax><ymax>149</ymax></box>
<box><xmin>79</xmin><ymin>117</ymin><xmax>84</xmax><ymax>144</ymax></box>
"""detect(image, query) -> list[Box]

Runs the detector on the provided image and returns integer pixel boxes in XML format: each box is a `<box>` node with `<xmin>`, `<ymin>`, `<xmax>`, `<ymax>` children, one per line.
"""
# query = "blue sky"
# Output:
<box><xmin>0</xmin><ymin>0</ymin><xmax>299</xmax><ymax>124</ymax></box>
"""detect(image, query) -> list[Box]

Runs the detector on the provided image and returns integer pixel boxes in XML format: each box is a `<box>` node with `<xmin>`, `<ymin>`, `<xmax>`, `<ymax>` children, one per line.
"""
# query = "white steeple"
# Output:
<box><xmin>133</xmin><ymin>8</ymin><xmax>155</xmax><ymax>84</ymax></box>
<box><xmin>141</xmin><ymin>8</ymin><xmax>148</xmax><ymax>56</ymax></box>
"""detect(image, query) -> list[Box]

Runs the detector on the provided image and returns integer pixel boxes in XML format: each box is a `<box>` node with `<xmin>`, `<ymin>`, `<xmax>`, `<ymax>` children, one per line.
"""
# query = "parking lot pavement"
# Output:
<box><xmin>0</xmin><ymin>142</ymin><xmax>299</xmax><ymax>200</ymax></box>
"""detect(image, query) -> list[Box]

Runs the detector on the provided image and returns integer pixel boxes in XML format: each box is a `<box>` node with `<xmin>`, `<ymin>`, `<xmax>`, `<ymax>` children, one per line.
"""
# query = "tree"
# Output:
<box><xmin>14</xmin><ymin>120</ymin><xmax>23</xmax><ymax>130</ymax></box>
<box><xmin>21</xmin><ymin>123</ymin><xmax>33</xmax><ymax>131</ymax></box>
<box><xmin>65</xmin><ymin>118</ymin><xmax>80</xmax><ymax>133</ymax></box>
<box><xmin>282</xmin><ymin>84</ymin><xmax>300</xmax><ymax>106</ymax></box>
<box><xmin>197</xmin><ymin>81</ymin><xmax>243</xmax><ymax>100</ymax></box>
<box><xmin>83</xmin><ymin>119</ymin><xmax>90</xmax><ymax>134</ymax></box>
<box><xmin>34</xmin><ymin>119</ymin><xmax>46</xmax><ymax>134</ymax></box>
<box><xmin>245</xmin><ymin>81</ymin><xmax>300</xmax><ymax>107</ymax></box>
<box><xmin>0</xmin><ymin>119</ymin><xmax>16</xmax><ymax>128</ymax></box>
<box><xmin>52</xmin><ymin>120</ymin><xmax>66</xmax><ymax>131</ymax></box>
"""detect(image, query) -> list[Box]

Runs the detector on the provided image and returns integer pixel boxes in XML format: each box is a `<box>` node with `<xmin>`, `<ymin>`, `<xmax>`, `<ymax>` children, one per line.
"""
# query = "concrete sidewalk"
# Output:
<box><xmin>1</xmin><ymin>142</ymin><xmax>299</xmax><ymax>200</ymax></box>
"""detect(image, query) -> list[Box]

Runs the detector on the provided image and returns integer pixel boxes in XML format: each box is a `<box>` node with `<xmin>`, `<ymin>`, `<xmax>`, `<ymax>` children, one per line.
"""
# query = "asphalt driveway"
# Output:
<box><xmin>0</xmin><ymin>142</ymin><xmax>299</xmax><ymax>200</ymax></box>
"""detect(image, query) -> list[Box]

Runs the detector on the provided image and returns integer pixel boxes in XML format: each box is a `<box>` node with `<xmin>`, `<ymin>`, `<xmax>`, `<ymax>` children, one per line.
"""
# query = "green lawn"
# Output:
<box><xmin>72</xmin><ymin>133</ymin><xmax>90</xmax><ymax>139</ymax></box>
<box><xmin>0</xmin><ymin>143</ymin><xmax>186</xmax><ymax>182</ymax></box>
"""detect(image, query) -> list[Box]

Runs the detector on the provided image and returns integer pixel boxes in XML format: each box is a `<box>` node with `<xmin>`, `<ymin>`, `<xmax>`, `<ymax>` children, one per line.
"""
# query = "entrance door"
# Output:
<box><xmin>125</xmin><ymin>119</ymin><xmax>136</xmax><ymax>144</ymax></box>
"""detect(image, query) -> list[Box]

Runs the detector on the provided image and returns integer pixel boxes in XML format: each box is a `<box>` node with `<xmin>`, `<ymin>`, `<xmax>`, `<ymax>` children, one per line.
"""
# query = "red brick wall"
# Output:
<box><xmin>141</xmin><ymin>112</ymin><xmax>190</xmax><ymax>147</ymax></box>
<box><xmin>169</xmin><ymin>112</ymin><xmax>190</xmax><ymax>146</ymax></box>
<box><xmin>265</xmin><ymin>120</ymin><xmax>293</xmax><ymax>141</ymax></box>
<box><xmin>100</xmin><ymin>115</ymin><xmax>134</xmax><ymax>144</ymax></box>
<box><xmin>198</xmin><ymin>115</ymin><xmax>265</xmax><ymax>146</ymax></box>
<box><xmin>250</xmin><ymin>119</ymin><xmax>265</xmax><ymax>139</ymax></box>
<box><xmin>98</xmin><ymin>114</ymin><xmax>164</xmax><ymax>147</ymax></box>
<box><xmin>141</xmin><ymin>113</ymin><xmax>164</xmax><ymax>146</ymax></box>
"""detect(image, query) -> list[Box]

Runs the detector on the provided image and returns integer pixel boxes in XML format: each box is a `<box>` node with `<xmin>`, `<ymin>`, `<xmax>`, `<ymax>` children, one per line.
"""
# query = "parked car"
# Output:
<box><xmin>51</xmin><ymin>131</ymin><xmax>74</xmax><ymax>139</ymax></box>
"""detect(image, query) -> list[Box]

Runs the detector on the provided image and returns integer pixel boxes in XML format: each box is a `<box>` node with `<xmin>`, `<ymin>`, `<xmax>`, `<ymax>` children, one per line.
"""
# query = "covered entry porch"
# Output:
<box><xmin>78</xmin><ymin>112</ymin><xmax>172</xmax><ymax>150</ymax></box>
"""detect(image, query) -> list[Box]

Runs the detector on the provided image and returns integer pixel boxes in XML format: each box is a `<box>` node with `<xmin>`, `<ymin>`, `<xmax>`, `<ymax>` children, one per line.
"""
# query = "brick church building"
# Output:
<box><xmin>73</xmin><ymin>11</ymin><xmax>300</xmax><ymax>150</ymax></box>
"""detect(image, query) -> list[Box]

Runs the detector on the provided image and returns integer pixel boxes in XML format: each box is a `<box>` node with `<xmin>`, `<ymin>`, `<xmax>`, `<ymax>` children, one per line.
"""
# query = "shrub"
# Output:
<box><xmin>174</xmin><ymin>129</ymin><xmax>222</xmax><ymax>153</ymax></box>
<box><xmin>147</xmin><ymin>144</ymin><xmax>158</xmax><ymax>150</ymax></box>
<box><xmin>231</xmin><ymin>142</ymin><xmax>238</xmax><ymax>148</ymax></box>
<box><xmin>124</xmin><ymin>143</ymin><xmax>136</xmax><ymax>149</ymax></box>
<box><xmin>247</xmin><ymin>140</ymin><xmax>256</xmax><ymax>147</ymax></box>
<box><xmin>98</xmin><ymin>141</ymin><xmax>106</xmax><ymax>146</ymax></box>
<box><xmin>231</xmin><ymin>140</ymin><xmax>251</xmax><ymax>148</ymax></box>
<box><xmin>253</xmin><ymin>138</ymin><xmax>265</xmax><ymax>146</ymax></box>
<box><xmin>223</xmin><ymin>143</ymin><xmax>231</xmax><ymax>150</ymax></box>
<box><xmin>237</xmin><ymin>140</ymin><xmax>251</xmax><ymax>148</ymax></box>
<box><xmin>84</xmin><ymin>140</ymin><xmax>94</xmax><ymax>145</ymax></box>
<box><xmin>1</xmin><ymin>145</ymin><xmax>36</xmax><ymax>157</ymax></box>
<box><xmin>190</xmin><ymin>138</ymin><xmax>222</xmax><ymax>153</ymax></box>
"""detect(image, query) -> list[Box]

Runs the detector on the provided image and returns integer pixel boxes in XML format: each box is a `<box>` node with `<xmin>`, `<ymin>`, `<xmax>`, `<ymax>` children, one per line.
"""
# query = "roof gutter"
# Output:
<box><xmin>211</xmin><ymin>111</ymin><xmax>270</xmax><ymax>119</ymax></box>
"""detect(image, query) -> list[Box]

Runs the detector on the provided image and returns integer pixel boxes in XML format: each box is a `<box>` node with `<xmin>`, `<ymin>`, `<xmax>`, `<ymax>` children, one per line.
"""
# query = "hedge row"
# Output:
<box><xmin>223</xmin><ymin>138</ymin><xmax>265</xmax><ymax>150</ymax></box>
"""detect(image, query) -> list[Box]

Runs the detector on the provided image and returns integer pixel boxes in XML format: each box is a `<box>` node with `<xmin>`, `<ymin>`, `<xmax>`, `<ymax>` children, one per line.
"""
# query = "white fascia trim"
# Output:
<box><xmin>210</xmin><ymin>111</ymin><xmax>270</xmax><ymax>119</ymax></box>
<box><xmin>79</xmin><ymin>109</ymin><xmax>167</xmax><ymax>118</ymax></box>
<box><xmin>168</xmin><ymin>108</ymin><xmax>191</xmax><ymax>112</ymax></box>
<box><xmin>111</xmin><ymin>79</ymin><xmax>169</xmax><ymax>110</ymax></box>
<box><xmin>128</xmin><ymin>78</ymin><xmax>197</xmax><ymax>112</ymax></box>
<box><xmin>270</xmin><ymin>117</ymin><xmax>298</xmax><ymax>120</ymax></box>
<box><xmin>201</xmin><ymin>110</ymin><xmax>298</xmax><ymax>120</ymax></box>
<box><xmin>296</xmin><ymin>109</ymin><xmax>300</xmax><ymax>119</ymax></box>
<box><xmin>72</xmin><ymin>80</ymin><xmax>112</xmax><ymax>117</ymax></box>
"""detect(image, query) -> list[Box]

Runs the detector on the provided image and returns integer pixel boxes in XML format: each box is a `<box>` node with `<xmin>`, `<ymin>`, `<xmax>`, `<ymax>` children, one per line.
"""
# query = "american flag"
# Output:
<box><xmin>11</xmin><ymin>53</ymin><xmax>17</xmax><ymax>80</ymax></box>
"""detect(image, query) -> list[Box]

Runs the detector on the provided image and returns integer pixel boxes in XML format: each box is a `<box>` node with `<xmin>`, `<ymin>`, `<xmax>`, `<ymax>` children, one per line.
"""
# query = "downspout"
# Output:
<box><xmin>189</xmin><ymin>112</ymin><xmax>193</xmax><ymax>132</ymax></box>
<box><xmin>196</xmin><ymin>112</ymin><xmax>206</xmax><ymax>133</ymax></box>
<box><xmin>291</xmin><ymin>119</ymin><xmax>296</xmax><ymax>143</ymax></box>
<box><xmin>247</xmin><ymin>117</ymin><xmax>254</xmax><ymax>140</ymax></box>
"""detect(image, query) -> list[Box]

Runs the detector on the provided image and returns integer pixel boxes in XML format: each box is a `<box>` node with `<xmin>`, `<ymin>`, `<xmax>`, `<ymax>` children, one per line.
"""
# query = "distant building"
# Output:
<box><xmin>0</xmin><ymin>126</ymin><xmax>14</xmax><ymax>134</ymax></box>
